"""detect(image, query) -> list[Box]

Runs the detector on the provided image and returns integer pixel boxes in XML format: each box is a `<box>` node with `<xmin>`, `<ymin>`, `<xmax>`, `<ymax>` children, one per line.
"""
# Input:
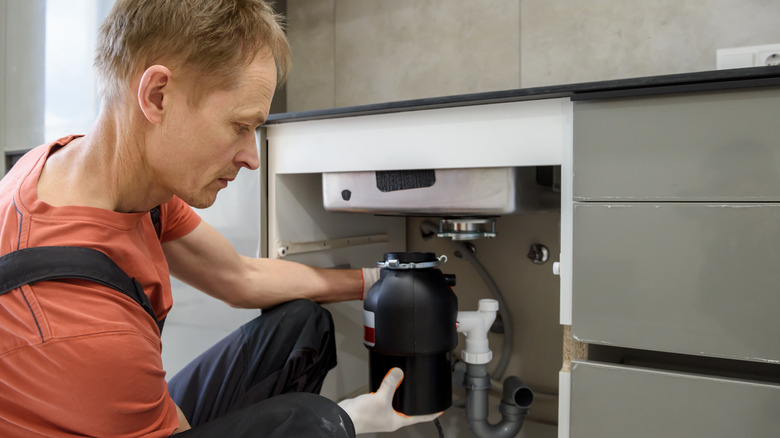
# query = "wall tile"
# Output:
<box><xmin>333</xmin><ymin>0</ymin><xmax>521</xmax><ymax>107</ymax></box>
<box><xmin>286</xmin><ymin>0</ymin><xmax>337</xmax><ymax>111</ymax></box>
<box><xmin>521</xmin><ymin>0</ymin><xmax>780</xmax><ymax>87</ymax></box>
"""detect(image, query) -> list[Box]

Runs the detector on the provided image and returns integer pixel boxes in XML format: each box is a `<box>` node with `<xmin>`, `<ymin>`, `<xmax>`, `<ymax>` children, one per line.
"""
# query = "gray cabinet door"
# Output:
<box><xmin>570</xmin><ymin>360</ymin><xmax>780</xmax><ymax>438</ymax></box>
<box><xmin>573</xmin><ymin>87</ymin><xmax>780</xmax><ymax>202</ymax></box>
<box><xmin>572</xmin><ymin>202</ymin><xmax>780</xmax><ymax>363</ymax></box>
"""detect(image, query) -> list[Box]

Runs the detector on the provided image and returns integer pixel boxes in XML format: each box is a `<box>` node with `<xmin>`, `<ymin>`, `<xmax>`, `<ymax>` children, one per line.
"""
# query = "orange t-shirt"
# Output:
<box><xmin>0</xmin><ymin>136</ymin><xmax>202</xmax><ymax>437</ymax></box>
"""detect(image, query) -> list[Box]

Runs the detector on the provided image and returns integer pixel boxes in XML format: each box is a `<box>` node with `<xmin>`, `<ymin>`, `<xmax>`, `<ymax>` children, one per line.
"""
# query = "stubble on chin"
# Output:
<box><xmin>178</xmin><ymin>189</ymin><xmax>219</xmax><ymax>209</ymax></box>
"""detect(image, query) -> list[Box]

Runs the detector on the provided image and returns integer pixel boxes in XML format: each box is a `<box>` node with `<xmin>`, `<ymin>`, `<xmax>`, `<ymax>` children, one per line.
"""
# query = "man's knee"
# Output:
<box><xmin>241</xmin><ymin>299</ymin><xmax>335</xmax><ymax>356</ymax></box>
<box><xmin>278</xmin><ymin>299</ymin><xmax>333</xmax><ymax>327</ymax></box>
<box><xmin>249</xmin><ymin>299</ymin><xmax>332</xmax><ymax>332</ymax></box>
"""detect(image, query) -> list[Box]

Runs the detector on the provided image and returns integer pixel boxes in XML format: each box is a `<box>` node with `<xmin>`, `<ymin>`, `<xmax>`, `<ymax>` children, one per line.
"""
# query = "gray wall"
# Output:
<box><xmin>285</xmin><ymin>0</ymin><xmax>780</xmax><ymax>111</ymax></box>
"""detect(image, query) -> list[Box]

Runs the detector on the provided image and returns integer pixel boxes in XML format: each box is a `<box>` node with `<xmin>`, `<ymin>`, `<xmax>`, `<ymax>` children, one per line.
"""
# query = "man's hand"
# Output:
<box><xmin>338</xmin><ymin>368</ymin><xmax>442</xmax><ymax>435</ymax></box>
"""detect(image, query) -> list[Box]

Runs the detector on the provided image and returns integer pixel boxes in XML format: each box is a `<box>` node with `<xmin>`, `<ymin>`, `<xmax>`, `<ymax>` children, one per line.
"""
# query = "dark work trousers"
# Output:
<box><xmin>167</xmin><ymin>299</ymin><xmax>355</xmax><ymax>437</ymax></box>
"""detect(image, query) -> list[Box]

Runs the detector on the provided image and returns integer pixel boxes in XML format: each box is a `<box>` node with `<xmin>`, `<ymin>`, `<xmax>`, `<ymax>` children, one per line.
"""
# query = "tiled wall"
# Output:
<box><xmin>286</xmin><ymin>0</ymin><xmax>521</xmax><ymax>110</ymax></box>
<box><xmin>286</xmin><ymin>0</ymin><xmax>780</xmax><ymax>111</ymax></box>
<box><xmin>520</xmin><ymin>0</ymin><xmax>780</xmax><ymax>87</ymax></box>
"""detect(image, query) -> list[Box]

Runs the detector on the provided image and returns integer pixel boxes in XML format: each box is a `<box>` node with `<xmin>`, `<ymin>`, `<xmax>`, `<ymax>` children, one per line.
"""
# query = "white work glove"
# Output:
<box><xmin>361</xmin><ymin>267</ymin><xmax>380</xmax><ymax>300</ymax></box>
<box><xmin>338</xmin><ymin>368</ymin><xmax>442</xmax><ymax>435</ymax></box>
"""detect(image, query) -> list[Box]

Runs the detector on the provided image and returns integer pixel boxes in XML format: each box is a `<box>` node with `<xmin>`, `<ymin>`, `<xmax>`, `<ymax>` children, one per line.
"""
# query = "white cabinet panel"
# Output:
<box><xmin>266</xmin><ymin>98</ymin><xmax>571</xmax><ymax>174</ymax></box>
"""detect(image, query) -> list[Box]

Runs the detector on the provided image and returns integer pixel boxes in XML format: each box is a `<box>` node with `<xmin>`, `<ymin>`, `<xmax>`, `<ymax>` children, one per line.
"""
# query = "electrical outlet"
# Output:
<box><xmin>716</xmin><ymin>43</ymin><xmax>780</xmax><ymax>69</ymax></box>
<box><xmin>756</xmin><ymin>50</ymin><xmax>780</xmax><ymax>66</ymax></box>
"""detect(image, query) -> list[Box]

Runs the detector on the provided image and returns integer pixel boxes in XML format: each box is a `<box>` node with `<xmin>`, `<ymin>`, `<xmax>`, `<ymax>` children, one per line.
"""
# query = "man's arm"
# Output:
<box><xmin>161</xmin><ymin>221</ymin><xmax>364</xmax><ymax>309</ymax></box>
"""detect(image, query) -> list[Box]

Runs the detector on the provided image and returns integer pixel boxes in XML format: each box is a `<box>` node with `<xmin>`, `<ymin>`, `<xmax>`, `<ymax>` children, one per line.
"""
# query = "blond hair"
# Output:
<box><xmin>94</xmin><ymin>0</ymin><xmax>290</xmax><ymax>106</ymax></box>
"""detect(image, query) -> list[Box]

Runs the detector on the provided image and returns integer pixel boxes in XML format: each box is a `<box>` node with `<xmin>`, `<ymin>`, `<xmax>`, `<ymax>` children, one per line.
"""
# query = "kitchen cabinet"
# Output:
<box><xmin>262</xmin><ymin>66</ymin><xmax>780</xmax><ymax>437</ymax></box>
<box><xmin>264</xmin><ymin>99</ymin><xmax>570</xmax><ymax>420</ymax></box>
<box><xmin>567</xmin><ymin>85</ymin><xmax>780</xmax><ymax>438</ymax></box>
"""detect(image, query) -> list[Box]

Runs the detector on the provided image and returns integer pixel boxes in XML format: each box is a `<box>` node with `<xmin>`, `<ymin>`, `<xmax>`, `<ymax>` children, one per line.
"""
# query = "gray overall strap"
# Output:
<box><xmin>0</xmin><ymin>246</ymin><xmax>163</xmax><ymax>333</ymax></box>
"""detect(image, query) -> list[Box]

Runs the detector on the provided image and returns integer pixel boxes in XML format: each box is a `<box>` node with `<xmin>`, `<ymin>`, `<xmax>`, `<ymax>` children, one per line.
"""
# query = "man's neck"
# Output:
<box><xmin>37</xmin><ymin>108</ymin><xmax>173</xmax><ymax>213</ymax></box>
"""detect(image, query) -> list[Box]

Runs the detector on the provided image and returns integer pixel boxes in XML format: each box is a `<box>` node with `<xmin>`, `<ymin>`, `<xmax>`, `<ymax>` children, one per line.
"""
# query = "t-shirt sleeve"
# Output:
<box><xmin>158</xmin><ymin>196</ymin><xmax>202</xmax><ymax>243</ymax></box>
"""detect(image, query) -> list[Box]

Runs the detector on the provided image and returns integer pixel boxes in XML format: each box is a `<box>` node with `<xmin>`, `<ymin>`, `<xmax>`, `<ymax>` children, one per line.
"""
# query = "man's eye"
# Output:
<box><xmin>236</xmin><ymin>124</ymin><xmax>250</xmax><ymax>134</ymax></box>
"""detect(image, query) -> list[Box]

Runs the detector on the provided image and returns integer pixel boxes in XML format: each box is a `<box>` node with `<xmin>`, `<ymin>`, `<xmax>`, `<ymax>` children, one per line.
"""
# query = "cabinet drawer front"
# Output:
<box><xmin>573</xmin><ymin>87</ymin><xmax>780</xmax><ymax>201</ymax></box>
<box><xmin>572</xmin><ymin>202</ymin><xmax>780</xmax><ymax>362</ymax></box>
<box><xmin>570</xmin><ymin>361</ymin><xmax>780</xmax><ymax>438</ymax></box>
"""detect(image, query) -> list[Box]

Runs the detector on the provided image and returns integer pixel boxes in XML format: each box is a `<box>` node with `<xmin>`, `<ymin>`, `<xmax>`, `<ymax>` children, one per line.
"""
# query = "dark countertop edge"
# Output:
<box><xmin>265</xmin><ymin>65</ymin><xmax>780</xmax><ymax>125</ymax></box>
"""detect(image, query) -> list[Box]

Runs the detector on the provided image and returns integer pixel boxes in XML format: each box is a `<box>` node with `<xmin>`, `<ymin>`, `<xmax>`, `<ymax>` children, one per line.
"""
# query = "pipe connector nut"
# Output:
<box><xmin>461</xmin><ymin>349</ymin><xmax>493</xmax><ymax>364</ymax></box>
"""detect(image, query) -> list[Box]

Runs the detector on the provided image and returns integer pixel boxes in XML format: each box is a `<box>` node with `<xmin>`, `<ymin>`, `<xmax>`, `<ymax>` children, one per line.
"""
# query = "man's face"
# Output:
<box><xmin>152</xmin><ymin>50</ymin><xmax>277</xmax><ymax>209</ymax></box>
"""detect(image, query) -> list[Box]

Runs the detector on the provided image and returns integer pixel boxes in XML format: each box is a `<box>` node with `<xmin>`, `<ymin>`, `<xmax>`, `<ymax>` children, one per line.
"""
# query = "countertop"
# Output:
<box><xmin>265</xmin><ymin>65</ymin><xmax>780</xmax><ymax>124</ymax></box>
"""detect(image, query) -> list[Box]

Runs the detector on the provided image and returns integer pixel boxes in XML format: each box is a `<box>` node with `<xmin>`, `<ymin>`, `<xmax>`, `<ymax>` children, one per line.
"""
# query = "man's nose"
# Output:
<box><xmin>235</xmin><ymin>134</ymin><xmax>260</xmax><ymax>170</ymax></box>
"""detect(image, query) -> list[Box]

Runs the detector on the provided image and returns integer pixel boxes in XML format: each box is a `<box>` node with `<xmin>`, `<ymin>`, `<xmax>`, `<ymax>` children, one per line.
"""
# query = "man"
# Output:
<box><xmin>0</xmin><ymin>0</ymin><xmax>438</xmax><ymax>436</ymax></box>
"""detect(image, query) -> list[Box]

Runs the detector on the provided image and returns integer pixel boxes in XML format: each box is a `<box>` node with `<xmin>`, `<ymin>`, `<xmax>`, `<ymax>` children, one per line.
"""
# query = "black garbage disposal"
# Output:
<box><xmin>363</xmin><ymin>252</ymin><xmax>458</xmax><ymax>415</ymax></box>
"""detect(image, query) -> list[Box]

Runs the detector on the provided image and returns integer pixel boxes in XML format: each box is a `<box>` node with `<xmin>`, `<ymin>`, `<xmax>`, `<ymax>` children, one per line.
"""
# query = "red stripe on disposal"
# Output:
<box><xmin>364</xmin><ymin>326</ymin><xmax>375</xmax><ymax>344</ymax></box>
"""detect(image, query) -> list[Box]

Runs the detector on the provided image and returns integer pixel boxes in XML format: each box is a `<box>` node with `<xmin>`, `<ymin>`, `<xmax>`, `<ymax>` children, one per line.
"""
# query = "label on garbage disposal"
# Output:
<box><xmin>363</xmin><ymin>310</ymin><xmax>375</xmax><ymax>347</ymax></box>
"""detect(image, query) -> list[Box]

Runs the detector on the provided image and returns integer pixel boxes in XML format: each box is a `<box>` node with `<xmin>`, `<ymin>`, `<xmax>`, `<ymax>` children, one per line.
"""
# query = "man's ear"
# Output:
<box><xmin>137</xmin><ymin>65</ymin><xmax>173</xmax><ymax>124</ymax></box>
